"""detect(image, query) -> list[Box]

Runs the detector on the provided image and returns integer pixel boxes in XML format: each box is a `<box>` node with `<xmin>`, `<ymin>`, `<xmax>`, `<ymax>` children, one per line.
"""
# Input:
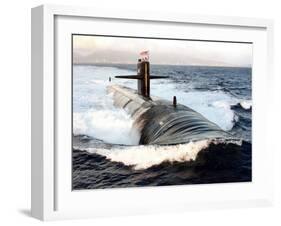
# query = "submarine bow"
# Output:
<box><xmin>107</xmin><ymin>84</ymin><xmax>234</xmax><ymax>145</ymax></box>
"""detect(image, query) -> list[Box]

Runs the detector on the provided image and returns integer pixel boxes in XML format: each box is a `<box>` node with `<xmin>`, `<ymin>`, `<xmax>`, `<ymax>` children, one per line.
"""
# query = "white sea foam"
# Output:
<box><xmin>73</xmin><ymin>109</ymin><xmax>140</xmax><ymax>145</ymax></box>
<box><xmin>240</xmin><ymin>100</ymin><xmax>252</xmax><ymax>110</ymax></box>
<box><xmin>79</xmin><ymin>139</ymin><xmax>242</xmax><ymax>170</ymax></box>
<box><xmin>73</xmin><ymin>65</ymin><xmax>140</xmax><ymax>145</ymax></box>
<box><xmin>81</xmin><ymin>140</ymin><xmax>210</xmax><ymax>170</ymax></box>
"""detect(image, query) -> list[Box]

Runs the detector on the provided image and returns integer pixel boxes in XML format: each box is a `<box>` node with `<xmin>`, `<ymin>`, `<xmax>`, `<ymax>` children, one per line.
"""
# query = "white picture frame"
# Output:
<box><xmin>31</xmin><ymin>4</ymin><xmax>274</xmax><ymax>221</ymax></box>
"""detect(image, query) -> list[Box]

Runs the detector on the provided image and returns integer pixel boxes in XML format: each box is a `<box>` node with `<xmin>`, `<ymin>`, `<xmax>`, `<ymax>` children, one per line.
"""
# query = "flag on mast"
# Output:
<box><xmin>140</xmin><ymin>50</ymin><xmax>149</xmax><ymax>61</ymax></box>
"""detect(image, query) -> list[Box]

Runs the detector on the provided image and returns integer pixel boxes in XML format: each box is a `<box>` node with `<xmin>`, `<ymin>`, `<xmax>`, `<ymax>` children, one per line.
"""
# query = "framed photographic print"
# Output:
<box><xmin>31</xmin><ymin>4</ymin><xmax>274</xmax><ymax>220</ymax></box>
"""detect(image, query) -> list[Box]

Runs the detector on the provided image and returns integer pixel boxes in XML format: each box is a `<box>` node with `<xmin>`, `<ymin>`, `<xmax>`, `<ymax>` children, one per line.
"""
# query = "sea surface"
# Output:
<box><xmin>72</xmin><ymin>64</ymin><xmax>252</xmax><ymax>190</ymax></box>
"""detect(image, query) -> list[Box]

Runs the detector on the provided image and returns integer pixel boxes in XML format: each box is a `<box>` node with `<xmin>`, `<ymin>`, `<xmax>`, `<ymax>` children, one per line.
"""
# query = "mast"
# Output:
<box><xmin>115</xmin><ymin>52</ymin><xmax>168</xmax><ymax>98</ymax></box>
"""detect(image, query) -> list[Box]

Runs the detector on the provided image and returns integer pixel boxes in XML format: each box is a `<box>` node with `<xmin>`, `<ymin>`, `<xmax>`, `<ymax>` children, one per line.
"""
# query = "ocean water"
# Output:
<box><xmin>72</xmin><ymin>64</ymin><xmax>252</xmax><ymax>189</ymax></box>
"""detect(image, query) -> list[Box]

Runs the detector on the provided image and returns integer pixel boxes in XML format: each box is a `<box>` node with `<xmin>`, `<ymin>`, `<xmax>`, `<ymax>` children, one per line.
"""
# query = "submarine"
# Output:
<box><xmin>107</xmin><ymin>55</ymin><xmax>236</xmax><ymax>146</ymax></box>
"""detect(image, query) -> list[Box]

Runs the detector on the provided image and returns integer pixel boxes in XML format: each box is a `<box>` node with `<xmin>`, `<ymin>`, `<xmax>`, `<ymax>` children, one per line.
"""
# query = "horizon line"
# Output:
<box><xmin>72</xmin><ymin>62</ymin><xmax>252</xmax><ymax>69</ymax></box>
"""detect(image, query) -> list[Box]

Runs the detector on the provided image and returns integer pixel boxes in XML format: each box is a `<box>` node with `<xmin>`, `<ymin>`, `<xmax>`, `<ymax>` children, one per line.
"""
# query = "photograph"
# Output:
<box><xmin>72</xmin><ymin>34</ymin><xmax>252</xmax><ymax>190</ymax></box>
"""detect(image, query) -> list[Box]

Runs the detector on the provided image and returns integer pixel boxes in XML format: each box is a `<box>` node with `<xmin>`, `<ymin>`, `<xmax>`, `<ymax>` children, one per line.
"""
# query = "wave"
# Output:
<box><xmin>75</xmin><ymin>139</ymin><xmax>242</xmax><ymax>170</ymax></box>
<box><xmin>73</xmin><ymin>109</ymin><xmax>140</xmax><ymax>145</ymax></box>
<box><xmin>231</xmin><ymin>100</ymin><xmax>252</xmax><ymax>112</ymax></box>
<box><xmin>239</xmin><ymin>100</ymin><xmax>252</xmax><ymax>110</ymax></box>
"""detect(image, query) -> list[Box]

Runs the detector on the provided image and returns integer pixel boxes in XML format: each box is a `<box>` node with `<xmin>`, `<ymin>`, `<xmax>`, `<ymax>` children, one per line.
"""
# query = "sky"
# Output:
<box><xmin>73</xmin><ymin>35</ymin><xmax>252</xmax><ymax>67</ymax></box>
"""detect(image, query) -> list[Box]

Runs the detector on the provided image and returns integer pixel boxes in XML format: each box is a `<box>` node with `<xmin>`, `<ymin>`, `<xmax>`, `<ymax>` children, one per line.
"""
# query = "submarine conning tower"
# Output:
<box><xmin>115</xmin><ymin>52</ymin><xmax>168</xmax><ymax>99</ymax></box>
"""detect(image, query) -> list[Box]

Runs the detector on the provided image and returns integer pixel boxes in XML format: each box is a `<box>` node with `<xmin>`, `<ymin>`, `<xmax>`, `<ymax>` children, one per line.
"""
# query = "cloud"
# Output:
<box><xmin>73</xmin><ymin>35</ymin><xmax>252</xmax><ymax>67</ymax></box>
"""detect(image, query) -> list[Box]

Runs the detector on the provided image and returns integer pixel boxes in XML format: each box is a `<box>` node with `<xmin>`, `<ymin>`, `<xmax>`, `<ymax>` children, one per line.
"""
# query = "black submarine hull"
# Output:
<box><xmin>107</xmin><ymin>84</ymin><xmax>235</xmax><ymax>145</ymax></box>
